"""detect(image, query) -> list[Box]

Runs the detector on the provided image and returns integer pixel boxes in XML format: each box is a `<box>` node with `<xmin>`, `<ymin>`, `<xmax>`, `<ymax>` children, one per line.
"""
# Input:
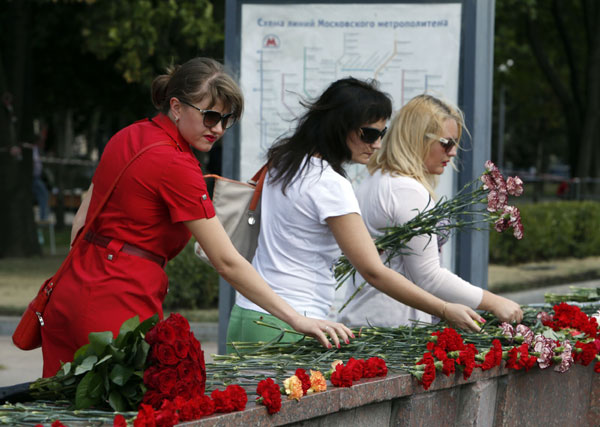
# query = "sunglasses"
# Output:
<box><xmin>180</xmin><ymin>100</ymin><xmax>236</xmax><ymax>129</ymax></box>
<box><xmin>427</xmin><ymin>134</ymin><xmax>458</xmax><ymax>153</ymax></box>
<box><xmin>359</xmin><ymin>126</ymin><xmax>387</xmax><ymax>144</ymax></box>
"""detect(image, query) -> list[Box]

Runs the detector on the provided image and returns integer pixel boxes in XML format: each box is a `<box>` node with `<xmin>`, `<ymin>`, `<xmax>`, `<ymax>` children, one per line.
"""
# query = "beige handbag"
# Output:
<box><xmin>195</xmin><ymin>165</ymin><xmax>267</xmax><ymax>265</ymax></box>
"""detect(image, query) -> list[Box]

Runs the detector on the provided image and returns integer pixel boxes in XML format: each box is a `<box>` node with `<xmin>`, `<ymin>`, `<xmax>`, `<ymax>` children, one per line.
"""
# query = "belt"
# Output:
<box><xmin>84</xmin><ymin>231</ymin><xmax>166</xmax><ymax>268</ymax></box>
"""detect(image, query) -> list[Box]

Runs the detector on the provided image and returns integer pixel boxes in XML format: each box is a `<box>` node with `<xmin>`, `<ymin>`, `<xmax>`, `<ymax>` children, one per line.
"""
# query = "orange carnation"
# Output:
<box><xmin>308</xmin><ymin>370</ymin><xmax>327</xmax><ymax>393</ymax></box>
<box><xmin>283</xmin><ymin>375</ymin><xmax>303</xmax><ymax>401</ymax></box>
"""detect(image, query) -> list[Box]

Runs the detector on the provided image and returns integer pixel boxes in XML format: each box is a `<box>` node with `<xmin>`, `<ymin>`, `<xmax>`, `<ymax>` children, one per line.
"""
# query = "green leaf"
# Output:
<box><xmin>109</xmin><ymin>364</ymin><xmax>134</xmax><ymax>386</ymax></box>
<box><xmin>134</xmin><ymin>340</ymin><xmax>151</xmax><ymax>370</ymax></box>
<box><xmin>58</xmin><ymin>362</ymin><xmax>72</xmax><ymax>376</ymax></box>
<box><xmin>108</xmin><ymin>390</ymin><xmax>128</xmax><ymax>412</ymax></box>
<box><xmin>96</xmin><ymin>354</ymin><xmax>113</xmax><ymax>366</ymax></box>
<box><xmin>74</xmin><ymin>355</ymin><xmax>98</xmax><ymax>376</ymax></box>
<box><xmin>75</xmin><ymin>371</ymin><xmax>104</xmax><ymax>409</ymax></box>
<box><xmin>119</xmin><ymin>315</ymin><xmax>141</xmax><ymax>335</ymax></box>
<box><xmin>137</xmin><ymin>313</ymin><xmax>159</xmax><ymax>335</ymax></box>
<box><xmin>88</xmin><ymin>331</ymin><xmax>114</xmax><ymax>356</ymax></box>
<box><xmin>73</xmin><ymin>344</ymin><xmax>90</xmax><ymax>362</ymax></box>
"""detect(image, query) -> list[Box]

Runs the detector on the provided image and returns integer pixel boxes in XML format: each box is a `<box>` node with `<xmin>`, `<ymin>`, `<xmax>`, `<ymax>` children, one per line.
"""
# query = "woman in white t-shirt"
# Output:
<box><xmin>227</xmin><ymin>79</ymin><xmax>485</xmax><ymax>351</ymax></box>
<box><xmin>337</xmin><ymin>94</ymin><xmax>523</xmax><ymax>328</ymax></box>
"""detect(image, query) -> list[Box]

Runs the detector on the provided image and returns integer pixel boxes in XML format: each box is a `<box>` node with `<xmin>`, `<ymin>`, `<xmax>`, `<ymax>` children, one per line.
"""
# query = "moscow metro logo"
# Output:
<box><xmin>263</xmin><ymin>34</ymin><xmax>280</xmax><ymax>48</ymax></box>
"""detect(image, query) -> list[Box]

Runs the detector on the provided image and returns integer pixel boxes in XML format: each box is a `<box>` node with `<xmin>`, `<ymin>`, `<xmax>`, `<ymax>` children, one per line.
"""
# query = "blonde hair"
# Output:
<box><xmin>368</xmin><ymin>94</ymin><xmax>465</xmax><ymax>198</ymax></box>
<box><xmin>151</xmin><ymin>57</ymin><xmax>244</xmax><ymax>120</ymax></box>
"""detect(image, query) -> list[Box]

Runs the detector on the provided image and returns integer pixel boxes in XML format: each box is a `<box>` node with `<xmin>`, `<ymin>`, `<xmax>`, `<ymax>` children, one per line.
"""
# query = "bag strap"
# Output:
<box><xmin>203</xmin><ymin>164</ymin><xmax>268</xmax><ymax>213</ymax></box>
<box><xmin>249</xmin><ymin>164</ymin><xmax>268</xmax><ymax>212</ymax></box>
<box><xmin>42</xmin><ymin>141</ymin><xmax>174</xmax><ymax>294</ymax></box>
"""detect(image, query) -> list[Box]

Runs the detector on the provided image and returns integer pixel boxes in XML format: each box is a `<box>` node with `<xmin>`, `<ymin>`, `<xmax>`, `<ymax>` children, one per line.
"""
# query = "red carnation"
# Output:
<box><xmin>154</xmin><ymin>399</ymin><xmax>179</xmax><ymax>427</ymax></box>
<box><xmin>594</xmin><ymin>361</ymin><xmax>600</xmax><ymax>373</ymax></box>
<box><xmin>457</xmin><ymin>344</ymin><xmax>478</xmax><ymax>379</ymax></box>
<box><xmin>416</xmin><ymin>353</ymin><xmax>436</xmax><ymax>390</ymax></box>
<box><xmin>365</xmin><ymin>357</ymin><xmax>387</xmax><ymax>377</ymax></box>
<box><xmin>442</xmin><ymin>358</ymin><xmax>455</xmax><ymax>376</ymax></box>
<box><xmin>211</xmin><ymin>385</ymin><xmax>247</xmax><ymax>413</ymax></box>
<box><xmin>479</xmin><ymin>339</ymin><xmax>503</xmax><ymax>371</ymax></box>
<box><xmin>134</xmin><ymin>403</ymin><xmax>156</xmax><ymax>427</ymax></box>
<box><xmin>295</xmin><ymin>368</ymin><xmax>312</xmax><ymax>395</ymax></box>
<box><xmin>256</xmin><ymin>378</ymin><xmax>282</xmax><ymax>414</ymax></box>
<box><xmin>575</xmin><ymin>341</ymin><xmax>598</xmax><ymax>366</ymax></box>
<box><xmin>227</xmin><ymin>384</ymin><xmax>248</xmax><ymax>411</ymax></box>
<box><xmin>113</xmin><ymin>414</ymin><xmax>127</xmax><ymax>427</ymax></box>
<box><xmin>345</xmin><ymin>358</ymin><xmax>364</xmax><ymax>381</ymax></box>
<box><xmin>330</xmin><ymin>363</ymin><xmax>353</xmax><ymax>387</ymax></box>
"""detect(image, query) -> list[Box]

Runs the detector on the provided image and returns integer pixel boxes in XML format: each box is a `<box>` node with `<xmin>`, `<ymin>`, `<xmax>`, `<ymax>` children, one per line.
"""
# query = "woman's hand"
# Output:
<box><xmin>489</xmin><ymin>295</ymin><xmax>523</xmax><ymax>324</ymax></box>
<box><xmin>478</xmin><ymin>291</ymin><xmax>523</xmax><ymax>324</ymax></box>
<box><xmin>288</xmin><ymin>315</ymin><xmax>354</xmax><ymax>349</ymax></box>
<box><xmin>442</xmin><ymin>303</ymin><xmax>482</xmax><ymax>333</ymax></box>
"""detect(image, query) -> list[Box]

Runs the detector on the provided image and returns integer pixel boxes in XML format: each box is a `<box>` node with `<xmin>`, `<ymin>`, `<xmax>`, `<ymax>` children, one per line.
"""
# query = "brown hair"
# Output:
<box><xmin>151</xmin><ymin>57</ymin><xmax>244</xmax><ymax>119</ymax></box>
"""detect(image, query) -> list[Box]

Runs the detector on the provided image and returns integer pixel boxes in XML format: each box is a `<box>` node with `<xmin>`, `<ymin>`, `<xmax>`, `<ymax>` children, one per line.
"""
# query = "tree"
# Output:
<box><xmin>494</xmin><ymin>0</ymin><xmax>600</xmax><ymax>180</ymax></box>
<box><xmin>0</xmin><ymin>0</ymin><xmax>225</xmax><ymax>258</ymax></box>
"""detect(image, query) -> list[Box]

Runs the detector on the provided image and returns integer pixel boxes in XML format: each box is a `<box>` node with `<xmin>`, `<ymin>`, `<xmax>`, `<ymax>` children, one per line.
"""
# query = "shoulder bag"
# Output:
<box><xmin>194</xmin><ymin>165</ymin><xmax>267</xmax><ymax>265</ymax></box>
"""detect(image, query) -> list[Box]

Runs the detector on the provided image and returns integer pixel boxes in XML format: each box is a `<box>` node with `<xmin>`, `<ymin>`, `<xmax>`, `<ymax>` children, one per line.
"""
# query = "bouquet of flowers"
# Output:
<box><xmin>335</xmin><ymin>160</ymin><xmax>524</xmax><ymax>312</ymax></box>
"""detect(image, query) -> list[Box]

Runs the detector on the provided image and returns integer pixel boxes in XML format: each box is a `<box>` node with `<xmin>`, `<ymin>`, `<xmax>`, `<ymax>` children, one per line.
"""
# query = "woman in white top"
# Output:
<box><xmin>337</xmin><ymin>94</ymin><xmax>523</xmax><ymax>328</ymax></box>
<box><xmin>227</xmin><ymin>79</ymin><xmax>484</xmax><ymax>351</ymax></box>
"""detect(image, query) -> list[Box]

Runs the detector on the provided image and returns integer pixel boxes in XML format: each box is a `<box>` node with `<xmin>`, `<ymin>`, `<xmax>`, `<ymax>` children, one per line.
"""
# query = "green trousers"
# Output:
<box><xmin>226</xmin><ymin>304</ymin><xmax>303</xmax><ymax>354</ymax></box>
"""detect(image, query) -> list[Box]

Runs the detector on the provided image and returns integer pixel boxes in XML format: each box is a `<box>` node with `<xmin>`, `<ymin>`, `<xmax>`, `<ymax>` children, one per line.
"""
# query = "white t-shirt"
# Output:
<box><xmin>335</xmin><ymin>170</ymin><xmax>483</xmax><ymax>327</ymax></box>
<box><xmin>236</xmin><ymin>156</ymin><xmax>361</xmax><ymax>319</ymax></box>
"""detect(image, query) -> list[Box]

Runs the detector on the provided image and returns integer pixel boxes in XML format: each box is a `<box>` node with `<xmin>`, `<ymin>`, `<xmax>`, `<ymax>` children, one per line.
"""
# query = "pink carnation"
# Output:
<box><xmin>554</xmin><ymin>340</ymin><xmax>574</xmax><ymax>373</ymax></box>
<box><xmin>506</xmin><ymin>176</ymin><xmax>524</xmax><ymax>196</ymax></box>
<box><xmin>516</xmin><ymin>324</ymin><xmax>534</xmax><ymax>345</ymax></box>
<box><xmin>533</xmin><ymin>335</ymin><xmax>556</xmax><ymax>369</ymax></box>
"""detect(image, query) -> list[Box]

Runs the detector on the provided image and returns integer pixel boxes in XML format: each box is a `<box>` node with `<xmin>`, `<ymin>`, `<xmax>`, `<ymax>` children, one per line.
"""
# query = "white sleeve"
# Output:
<box><xmin>388</xmin><ymin>185</ymin><xmax>483</xmax><ymax>309</ymax></box>
<box><xmin>312</xmin><ymin>172</ymin><xmax>360</xmax><ymax>224</ymax></box>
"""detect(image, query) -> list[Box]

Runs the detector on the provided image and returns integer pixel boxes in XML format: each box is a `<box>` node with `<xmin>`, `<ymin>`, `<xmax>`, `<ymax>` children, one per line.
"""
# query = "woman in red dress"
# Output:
<box><xmin>41</xmin><ymin>58</ymin><xmax>352</xmax><ymax>377</ymax></box>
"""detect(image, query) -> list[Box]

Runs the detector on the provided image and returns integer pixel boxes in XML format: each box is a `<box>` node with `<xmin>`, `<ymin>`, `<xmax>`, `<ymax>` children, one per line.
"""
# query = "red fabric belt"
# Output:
<box><xmin>84</xmin><ymin>231</ymin><xmax>166</xmax><ymax>268</ymax></box>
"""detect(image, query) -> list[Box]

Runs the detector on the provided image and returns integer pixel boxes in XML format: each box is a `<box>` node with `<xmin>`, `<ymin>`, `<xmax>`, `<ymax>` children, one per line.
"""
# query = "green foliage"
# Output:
<box><xmin>164</xmin><ymin>240</ymin><xmax>219</xmax><ymax>310</ymax></box>
<box><xmin>490</xmin><ymin>201</ymin><xmax>600</xmax><ymax>264</ymax></box>
<box><xmin>29</xmin><ymin>314</ymin><xmax>158</xmax><ymax>411</ymax></box>
<box><xmin>80</xmin><ymin>0</ymin><xmax>223</xmax><ymax>84</ymax></box>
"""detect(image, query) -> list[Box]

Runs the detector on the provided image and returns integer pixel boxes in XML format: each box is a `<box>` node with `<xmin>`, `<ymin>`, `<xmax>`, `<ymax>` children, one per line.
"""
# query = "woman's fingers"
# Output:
<box><xmin>445</xmin><ymin>303</ymin><xmax>481</xmax><ymax>333</ymax></box>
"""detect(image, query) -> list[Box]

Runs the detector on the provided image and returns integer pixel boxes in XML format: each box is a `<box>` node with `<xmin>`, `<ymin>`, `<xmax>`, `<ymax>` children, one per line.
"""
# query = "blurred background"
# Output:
<box><xmin>0</xmin><ymin>0</ymin><xmax>599</xmax><ymax>321</ymax></box>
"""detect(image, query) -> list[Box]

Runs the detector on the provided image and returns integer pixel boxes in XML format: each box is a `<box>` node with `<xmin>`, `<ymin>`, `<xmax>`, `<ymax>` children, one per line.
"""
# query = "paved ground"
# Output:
<box><xmin>1</xmin><ymin>279</ymin><xmax>598</xmax><ymax>388</ymax></box>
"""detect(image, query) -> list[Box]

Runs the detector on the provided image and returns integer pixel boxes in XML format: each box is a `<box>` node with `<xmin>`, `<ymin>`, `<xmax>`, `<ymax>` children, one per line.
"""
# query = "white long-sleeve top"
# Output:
<box><xmin>335</xmin><ymin>169</ymin><xmax>483</xmax><ymax>327</ymax></box>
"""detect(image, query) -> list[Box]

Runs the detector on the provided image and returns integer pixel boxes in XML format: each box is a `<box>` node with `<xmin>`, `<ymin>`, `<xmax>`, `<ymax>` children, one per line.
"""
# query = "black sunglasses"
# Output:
<box><xmin>428</xmin><ymin>134</ymin><xmax>458</xmax><ymax>153</ymax></box>
<box><xmin>180</xmin><ymin>100</ymin><xmax>236</xmax><ymax>129</ymax></box>
<box><xmin>359</xmin><ymin>126</ymin><xmax>387</xmax><ymax>144</ymax></box>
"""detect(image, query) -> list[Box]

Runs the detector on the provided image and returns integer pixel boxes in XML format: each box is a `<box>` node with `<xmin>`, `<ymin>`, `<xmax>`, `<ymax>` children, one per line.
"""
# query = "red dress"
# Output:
<box><xmin>41</xmin><ymin>114</ymin><xmax>215</xmax><ymax>377</ymax></box>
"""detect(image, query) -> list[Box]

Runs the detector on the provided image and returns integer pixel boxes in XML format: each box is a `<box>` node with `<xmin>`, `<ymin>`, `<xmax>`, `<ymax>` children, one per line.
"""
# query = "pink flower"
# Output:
<box><xmin>506</xmin><ymin>176</ymin><xmax>524</xmax><ymax>196</ymax></box>
<box><xmin>554</xmin><ymin>340</ymin><xmax>574</xmax><ymax>373</ymax></box>
<box><xmin>481</xmin><ymin>173</ymin><xmax>495</xmax><ymax>190</ymax></box>
<box><xmin>515</xmin><ymin>324</ymin><xmax>534</xmax><ymax>345</ymax></box>
<box><xmin>533</xmin><ymin>335</ymin><xmax>556</xmax><ymax>369</ymax></box>
<box><xmin>484</xmin><ymin>160</ymin><xmax>496</xmax><ymax>172</ymax></box>
<box><xmin>537</xmin><ymin>311</ymin><xmax>552</xmax><ymax>324</ymax></box>
<box><xmin>487</xmin><ymin>190</ymin><xmax>501</xmax><ymax>212</ymax></box>
<box><xmin>500</xmin><ymin>322</ymin><xmax>515</xmax><ymax>338</ymax></box>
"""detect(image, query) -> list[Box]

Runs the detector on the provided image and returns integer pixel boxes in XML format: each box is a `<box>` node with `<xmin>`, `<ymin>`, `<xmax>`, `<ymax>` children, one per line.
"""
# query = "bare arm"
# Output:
<box><xmin>185</xmin><ymin>217</ymin><xmax>353</xmax><ymax>348</ymax></box>
<box><xmin>70</xmin><ymin>183</ymin><xmax>93</xmax><ymax>246</ymax></box>
<box><xmin>477</xmin><ymin>291</ymin><xmax>523</xmax><ymax>323</ymax></box>
<box><xmin>327</xmin><ymin>213</ymin><xmax>482</xmax><ymax>332</ymax></box>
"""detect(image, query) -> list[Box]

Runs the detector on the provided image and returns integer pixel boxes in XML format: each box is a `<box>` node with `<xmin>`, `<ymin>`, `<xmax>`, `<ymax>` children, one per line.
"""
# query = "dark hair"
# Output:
<box><xmin>267</xmin><ymin>77</ymin><xmax>392</xmax><ymax>193</ymax></box>
<box><xmin>151</xmin><ymin>57</ymin><xmax>244</xmax><ymax>120</ymax></box>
